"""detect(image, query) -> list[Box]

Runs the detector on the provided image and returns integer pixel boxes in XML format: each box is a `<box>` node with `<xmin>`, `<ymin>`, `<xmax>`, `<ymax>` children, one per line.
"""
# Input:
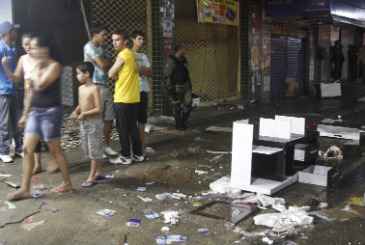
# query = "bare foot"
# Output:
<box><xmin>32</xmin><ymin>165</ymin><xmax>43</xmax><ymax>175</ymax></box>
<box><xmin>51</xmin><ymin>183</ymin><xmax>74</xmax><ymax>193</ymax></box>
<box><xmin>7</xmin><ymin>190</ymin><xmax>32</xmax><ymax>201</ymax></box>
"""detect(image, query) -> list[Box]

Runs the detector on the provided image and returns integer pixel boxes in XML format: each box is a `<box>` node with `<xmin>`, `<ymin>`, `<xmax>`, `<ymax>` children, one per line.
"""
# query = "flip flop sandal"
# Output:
<box><xmin>95</xmin><ymin>174</ymin><xmax>113</xmax><ymax>182</ymax></box>
<box><xmin>81</xmin><ymin>181</ymin><xmax>97</xmax><ymax>188</ymax></box>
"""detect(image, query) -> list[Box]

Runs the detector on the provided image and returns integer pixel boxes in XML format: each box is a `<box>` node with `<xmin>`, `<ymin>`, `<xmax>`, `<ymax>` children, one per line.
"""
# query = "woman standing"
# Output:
<box><xmin>7</xmin><ymin>35</ymin><xmax>73</xmax><ymax>201</ymax></box>
<box><xmin>3</xmin><ymin>34</ymin><xmax>59</xmax><ymax>174</ymax></box>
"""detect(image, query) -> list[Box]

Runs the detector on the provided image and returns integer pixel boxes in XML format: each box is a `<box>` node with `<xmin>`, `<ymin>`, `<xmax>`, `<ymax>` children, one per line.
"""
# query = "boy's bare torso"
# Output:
<box><xmin>79</xmin><ymin>83</ymin><xmax>100</xmax><ymax>119</ymax></box>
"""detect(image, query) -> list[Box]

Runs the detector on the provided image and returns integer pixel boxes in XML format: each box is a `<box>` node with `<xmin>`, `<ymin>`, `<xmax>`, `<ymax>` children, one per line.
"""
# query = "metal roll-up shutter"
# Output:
<box><xmin>271</xmin><ymin>36</ymin><xmax>287</xmax><ymax>99</ymax></box>
<box><xmin>287</xmin><ymin>37</ymin><xmax>305</xmax><ymax>94</ymax></box>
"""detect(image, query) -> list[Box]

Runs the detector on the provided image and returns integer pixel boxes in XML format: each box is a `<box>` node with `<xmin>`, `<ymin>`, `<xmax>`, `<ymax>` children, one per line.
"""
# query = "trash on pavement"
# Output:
<box><xmin>144</xmin><ymin>210</ymin><xmax>160</xmax><ymax>220</ymax></box>
<box><xmin>206</xmin><ymin>150</ymin><xmax>231</xmax><ymax>155</ymax></box>
<box><xmin>21</xmin><ymin>220</ymin><xmax>45</xmax><ymax>231</ymax></box>
<box><xmin>161</xmin><ymin>210</ymin><xmax>180</xmax><ymax>225</ymax></box>
<box><xmin>4</xmin><ymin>181</ymin><xmax>20</xmax><ymax>189</ymax></box>
<box><xmin>255</xmin><ymin>194</ymin><xmax>286</xmax><ymax>212</ymax></box>
<box><xmin>319</xmin><ymin>202</ymin><xmax>329</xmax><ymax>209</ymax></box>
<box><xmin>0</xmin><ymin>173</ymin><xmax>11</xmax><ymax>178</ymax></box>
<box><xmin>349</xmin><ymin>196</ymin><xmax>364</xmax><ymax>207</ymax></box>
<box><xmin>262</xmin><ymin>236</ymin><xmax>274</xmax><ymax>245</ymax></box>
<box><xmin>155</xmin><ymin>193</ymin><xmax>187</xmax><ymax>201</ymax></box>
<box><xmin>197</xmin><ymin>228</ymin><xmax>209</xmax><ymax>236</ymax></box>
<box><xmin>233</xmin><ymin>227</ymin><xmax>270</xmax><ymax>238</ymax></box>
<box><xmin>137</xmin><ymin>195</ymin><xmax>153</xmax><ymax>203</ymax></box>
<box><xmin>320</xmin><ymin>146</ymin><xmax>343</xmax><ymax>161</ymax></box>
<box><xmin>195</xmin><ymin>170</ymin><xmax>208</xmax><ymax>176</ymax></box>
<box><xmin>155</xmin><ymin>235</ymin><xmax>188</xmax><ymax>244</ymax></box>
<box><xmin>96</xmin><ymin>209</ymin><xmax>116</xmax><ymax>219</ymax></box>
<box><xmin>209</xmin><ymin>176</ymin><xmax>240</xmax><ymax>194</ymax></box>
<box><xmin>161</xmin><ymin>226</ymin><xmax>170</xmax><ymax>233</ymax></box>
<box><xmin>4</xmin><ymin>201</ymin><xmax>16</xmax><ymax>210</ymax></box>
<box><xmin>32</xmin><ymin>184</ymin><xmax>47</xmax><ymax>191</ymax></box>
<box><xmin>126</xmin><ymin>218</ymin><xmax>141</xmax><ymax>227</ymax></box>
<box><xmin>145</xmin><ymin>147</ymin><xmax>156</xmax><ymax>154</ymax></box>
<box><xmin>309</xmin><ymin>211</ymin><xmax>336</xmax><ymax>222</ymax></box>
<box><xmin>31</xmin><ymin>190</ymin><xmax>45</xmax><ymax>199</ymax></box>
<box><xmin>136</xmin><ymin>186</ymin><xmax>147</xmax><ymax>192</ymax></box>
<box><xmin>254</xmin><ymin>206</ymin><xmax>313</xmax><ymax>234</ymax></box>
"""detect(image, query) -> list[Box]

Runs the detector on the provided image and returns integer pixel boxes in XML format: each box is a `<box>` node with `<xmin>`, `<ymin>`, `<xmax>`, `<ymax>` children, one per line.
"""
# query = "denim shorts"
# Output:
<box><xmin>25</xmin><ymin>106</ymin><xmax>63</xmax><ymax>142</ymax></box>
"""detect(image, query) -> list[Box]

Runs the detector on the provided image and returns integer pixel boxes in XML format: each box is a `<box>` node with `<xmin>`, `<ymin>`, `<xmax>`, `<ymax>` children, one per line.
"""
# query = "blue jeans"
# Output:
<box><xmin>0</xmin><ymin>94</ymin><xmax>23</xmax><ymax>154</ymax></box>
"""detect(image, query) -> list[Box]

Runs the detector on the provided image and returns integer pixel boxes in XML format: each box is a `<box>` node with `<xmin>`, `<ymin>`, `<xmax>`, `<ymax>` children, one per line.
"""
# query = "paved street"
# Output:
<box><xmin>0</xmin><ymin>98</ymin><xmax>365</xmax><ymax>245</ymax></box>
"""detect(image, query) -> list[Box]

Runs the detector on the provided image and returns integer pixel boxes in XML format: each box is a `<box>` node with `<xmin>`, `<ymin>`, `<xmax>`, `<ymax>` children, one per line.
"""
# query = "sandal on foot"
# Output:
<box><xmin>81</xmin><ymin>181</ymin><xmax>96</xmax><ymax>188</ymax></box>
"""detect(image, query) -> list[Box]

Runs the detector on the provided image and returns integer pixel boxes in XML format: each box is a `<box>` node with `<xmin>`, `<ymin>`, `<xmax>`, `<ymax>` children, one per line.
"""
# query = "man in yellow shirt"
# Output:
<box><xmin>108</xmin><ymin>30</ymin><xmax>143</xmax><ymax>165</ymax></box>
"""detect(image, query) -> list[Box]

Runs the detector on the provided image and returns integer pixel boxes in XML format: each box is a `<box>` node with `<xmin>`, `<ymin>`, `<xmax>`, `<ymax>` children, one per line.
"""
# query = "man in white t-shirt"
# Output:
<box><xmin>131</xmin><ymin>30</ymin><xmax>152</xmax><ymax>152</ymax></box>
<box><xmin>84</xmin><ymin>25</ymin><xmax>119</xmax><ymax>160</ymax></box>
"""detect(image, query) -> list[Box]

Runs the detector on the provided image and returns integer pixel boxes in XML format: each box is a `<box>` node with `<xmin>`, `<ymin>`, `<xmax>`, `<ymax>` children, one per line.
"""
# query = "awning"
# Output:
<box><xmin>267</xmin><ymin>0</ymin><xmax>365</xmax><ymax>28</ymax></box>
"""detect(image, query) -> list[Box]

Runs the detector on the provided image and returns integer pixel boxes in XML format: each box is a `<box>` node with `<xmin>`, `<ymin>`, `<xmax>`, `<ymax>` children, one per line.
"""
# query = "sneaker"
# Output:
<box><xmin>119</xmin><ymin>156</ymin><xmax>133</xmax><ymax>165</ymax></box>
<box><xmin>132</xmin><ymin>154</ymin><xmax>145</xmax><ymax>163</ymax></box>
<box><xmin>0</xmin><ymin>154</ymin><xmax>13</xmax><ymax>163</ymax></box>
<box><xmin>104</xmin><ymin>147</ymin><xmax>118</xmax><ymax>157</ymax></box>
<box><xmin>110</xmin><ymin>156</ymin><xmax>132</xmax><ymax>165</ymax></box>
<box><xmin>109</xmin><ymin>156</ymin><xmax>123</xmax><ymax>165</ymax></box>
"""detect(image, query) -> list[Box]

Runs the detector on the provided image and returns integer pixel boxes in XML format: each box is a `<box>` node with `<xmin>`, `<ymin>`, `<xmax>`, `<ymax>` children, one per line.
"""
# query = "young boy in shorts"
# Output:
<box><xmin>71</xmin><ymin>62</ymin><xmax>106</xmax><ymax>187</ymax></box>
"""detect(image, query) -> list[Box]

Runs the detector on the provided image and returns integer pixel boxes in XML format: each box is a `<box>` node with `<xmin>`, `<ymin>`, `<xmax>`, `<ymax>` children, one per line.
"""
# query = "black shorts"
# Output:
<box><xmin>137</xmin><ymin>92</ymin><xmax>148</xmax><ymax>124</ymax></box>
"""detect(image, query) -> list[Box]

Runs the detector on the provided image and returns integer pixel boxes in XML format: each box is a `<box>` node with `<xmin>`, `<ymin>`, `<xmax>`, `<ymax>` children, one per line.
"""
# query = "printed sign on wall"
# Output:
<box><xmin>196</xmin><ymin>0</ymin><xmax>239</xmax><ymax>26</ymax></box>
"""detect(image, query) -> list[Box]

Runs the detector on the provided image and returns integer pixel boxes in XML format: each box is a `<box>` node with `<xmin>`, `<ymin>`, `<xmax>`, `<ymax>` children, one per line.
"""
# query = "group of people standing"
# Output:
<box><xmin>0</xmin><ymin>21</ymin><xmax>193</xmax><ymax>201</ymax></box>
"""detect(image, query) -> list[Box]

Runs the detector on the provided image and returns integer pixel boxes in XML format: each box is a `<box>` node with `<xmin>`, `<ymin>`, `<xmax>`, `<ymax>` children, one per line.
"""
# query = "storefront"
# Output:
<box><xmin>175</xmin><ymin>0</ymin><xmax>240</xmax><ymax>103</ymax></box>
<box><xmin>266</xmin><ymin>0</ymin><xmax>365</xmax><ymax>100</ymax></box>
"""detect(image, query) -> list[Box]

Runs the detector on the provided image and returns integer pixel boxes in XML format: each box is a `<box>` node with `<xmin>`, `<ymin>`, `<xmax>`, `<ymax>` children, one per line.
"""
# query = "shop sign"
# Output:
<box><xmin>196</xmin><ymin>0</ymin><xmax>239</xmax><ymax>26</ymax></box>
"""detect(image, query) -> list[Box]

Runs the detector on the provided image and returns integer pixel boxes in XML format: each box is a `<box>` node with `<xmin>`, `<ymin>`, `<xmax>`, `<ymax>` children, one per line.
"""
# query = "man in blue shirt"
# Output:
<box><xmin>0</xmin><ymin>21</ymin><xmax>22</xmax><ymax>163</ymax></box>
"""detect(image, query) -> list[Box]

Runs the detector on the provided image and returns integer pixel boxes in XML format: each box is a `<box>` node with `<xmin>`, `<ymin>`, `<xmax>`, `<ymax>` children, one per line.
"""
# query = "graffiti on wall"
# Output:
<box><xmin>196</xmin><ymin>0</ymin><xmax>239</xmax><ymax>26</ymax></box>
<box><xmin>161</xmin><ymin>0</ymin><xmax>175</xmax><ymax>57</ymax></box>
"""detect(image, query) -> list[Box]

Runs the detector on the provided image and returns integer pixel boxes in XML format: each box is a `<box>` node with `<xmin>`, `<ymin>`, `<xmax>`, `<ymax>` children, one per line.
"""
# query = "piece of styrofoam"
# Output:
<box><xmin>259</xmin><ymin>118</ymin><xmax>276</xmax><ymax>138</ymax></box>
<box><xmin>320</xmin><ymin>83</ymin><xmax>342</xmax><ymax>98</ymax></box>
<box><xmin>252</xmin><ymin>146</ymin><xmax>282</xmax><ymax>155</ymax></box>
<box><xmin>275</xmin><ymin>119</ymin><xmax>291</xmax><ymax>139</ymax></box>
<box><xmin>259</xmin><ymin>118</ymin><xmax>291</xmax><ymax>139</ymax></box>
<box><xmin>231</xmin><ymin>122</ymin><xmax>254</xmax><ymax>188</ymax></box>
<box><xmin>239</xmin><ymin>175</ymin><xmax>298</xmax><ymax>195</ymax></box>
<box><xmin>294</xmin><ymin>149</ymin><xmax>305</xmax><ymax>162</ymax></box>
<box><xmin>276</xmin><ymin>116</ymin><xmax>305</xmax><ymax>136</ymax></box>
<box><xmin>298</xmin><ymin>165</ymin><xmax>332</xmax><ymax>187</ymax></box>
<box><xmin>317</xmin><ymin>124</ymin><xmax>361</xmax><ymax>141</ymax></box>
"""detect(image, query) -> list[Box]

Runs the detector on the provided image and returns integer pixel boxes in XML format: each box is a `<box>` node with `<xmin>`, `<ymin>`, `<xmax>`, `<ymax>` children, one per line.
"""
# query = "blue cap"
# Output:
<box><xmin>0</xmin><ymin>21</ymin><xmax>20</xmax><ymax>35</ymax></box>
